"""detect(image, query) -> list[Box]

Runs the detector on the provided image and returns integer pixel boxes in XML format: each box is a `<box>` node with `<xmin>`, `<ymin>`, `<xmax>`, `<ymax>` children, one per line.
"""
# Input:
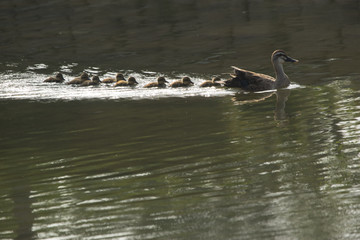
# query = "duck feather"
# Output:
<box><xmin>225</xmin><ymin>66</ymin><xmax>276</xmax><ymax>91</ymax></box>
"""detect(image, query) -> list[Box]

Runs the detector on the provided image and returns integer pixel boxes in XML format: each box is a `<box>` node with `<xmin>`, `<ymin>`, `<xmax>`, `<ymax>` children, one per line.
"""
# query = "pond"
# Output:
<box><xmin>1</xmin><ymin>1</ymin><xmax>360</xmax><ymax>239</ymax></box>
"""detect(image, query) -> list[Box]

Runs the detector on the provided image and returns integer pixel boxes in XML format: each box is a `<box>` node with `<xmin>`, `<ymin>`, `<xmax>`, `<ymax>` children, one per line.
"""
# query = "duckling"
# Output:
<box><xmin>81</xmin><ymin>76</ymin><xmax>101</xmax><ymax>86</ymax></box>
<box><xmin>199</xmin><ymin>77</ymin><xmax>222</xmax><ymax>87</ymax></box>
<box><xmin>170</xmin><ymin>77</ymin><xmax>194</xmax><ymax>88</ymax></box>
<box><xmin>144</xmin><ymin>77</ymin><xmax>169</xmax><ymax>88</ymax></box>
<box><xmin>44</xmin><ymin>73</ymin><xmax>65</xmax><ymax>83</ymax></box>
<box><xmin>114</xmin><ymin>77</ymin><xmax>138</xmax><ymax>87</ymax></box>
<box><xmin>224</xmin><ymin>50</ymin><xmax>298</xmax><ymax>91</ymax></box>
<box><xmin>102</xmin><ymin>73</ymin><xmax>125</xmax><ymax>84</ymax></box>
<box><xmin>67</xmin><ymin>72</ymin><xmax>90</xmax><ymax>85</ymax></box>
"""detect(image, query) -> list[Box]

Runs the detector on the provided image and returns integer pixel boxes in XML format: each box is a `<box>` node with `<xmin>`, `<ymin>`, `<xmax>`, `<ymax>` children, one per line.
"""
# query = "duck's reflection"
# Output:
<box><xmin>231</xmin><ymin>91</ymin><xmax>275</xmax><ymax>105</ymax></box>
<box><xmin>11</xmin><ymin>182</ymin><xmax>35</xmax><ymax>240</ymax></box>
<box><xmin>231</xmin><ymin>89</ymin><xmax>291</xmax><ymax>123</ymax></box>
<box><xmin>274</xmin><ymin>89</ymin><xmax>291</xmax><ymax>122</ymax></box>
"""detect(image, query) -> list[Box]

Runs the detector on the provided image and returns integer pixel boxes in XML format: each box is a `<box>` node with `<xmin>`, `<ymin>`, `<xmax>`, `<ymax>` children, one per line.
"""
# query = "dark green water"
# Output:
<box><xmin>1</xmin><ymin>1</ymin><xmax>360</xmax><ymax>239</ymax></box>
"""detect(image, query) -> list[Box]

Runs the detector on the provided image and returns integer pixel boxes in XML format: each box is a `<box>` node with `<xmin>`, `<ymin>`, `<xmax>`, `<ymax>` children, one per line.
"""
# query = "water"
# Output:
<box><xmin>1</xmin><ymin>1</ymin><xmax>360</xmax><ymax>239</ymax></box>
<box><xmin>0</xmin><ymin>71</ymin><xmax>233</xmax><ymax>100</ymax></box>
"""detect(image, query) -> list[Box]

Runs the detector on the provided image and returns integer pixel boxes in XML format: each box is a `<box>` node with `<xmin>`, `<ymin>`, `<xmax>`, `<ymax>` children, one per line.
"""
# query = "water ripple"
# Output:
<box><xmin>0</xmin><ymin>71</ymin><xmax>233</xmax><ymax>101</ymax></box>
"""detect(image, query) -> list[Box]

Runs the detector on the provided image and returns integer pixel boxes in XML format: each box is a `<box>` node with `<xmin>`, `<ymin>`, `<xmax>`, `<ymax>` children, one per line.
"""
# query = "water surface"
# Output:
<box><xmin>1</xmin><ymin>1</ymin><xmax>360</xmax><ymax>240</ymax></box>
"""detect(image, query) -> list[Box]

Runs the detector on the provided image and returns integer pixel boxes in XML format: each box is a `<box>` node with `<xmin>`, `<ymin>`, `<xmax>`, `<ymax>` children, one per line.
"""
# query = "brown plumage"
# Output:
<box><xmin>224</xmin><ymin>50</ymin><xmax>298</xmax><ymax>91</ymax></box>
<box><xmin>114</xmin><ymin>77</ymin><xmax>138</xmax><ymax>87</ymax></box>
<box><xmin>199</xmin><ymin>77</ymin><xmax>222</xmax><ymax>87</ymax></box>
<box><xmin>44</xmin><ymin>73</ymin><xmax>65</xmax><ymax>83</ymax></box>
<box><xmin>81</xmin><ymin>76</ymin><xmax>101</xmax><ymax>86</ymax></box>
<box><xmin>144</xmin><ymin>77</ymin><xmax>168</xmax><ymax>88</ymax></box>
<box><xmin>67</xmin><ymin>72</ymin><xmax>90</xmax><ymax>85</ymax></box>
<box><xmin>102</xmin><ymin>73</ymin><xmax>125</xmax><ymax>83</ymax></box>
<box><xmin>170</xmin><ymin>77</ymin><xmax>194</xmax><ymax>88</ymax></box>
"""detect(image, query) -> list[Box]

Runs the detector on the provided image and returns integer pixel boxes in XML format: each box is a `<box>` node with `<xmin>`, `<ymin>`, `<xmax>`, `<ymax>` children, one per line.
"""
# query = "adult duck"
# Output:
<box><xmin>224</xmin><ymin>50</ymin><xmax>298</xmax><ymax>91</ymax></box>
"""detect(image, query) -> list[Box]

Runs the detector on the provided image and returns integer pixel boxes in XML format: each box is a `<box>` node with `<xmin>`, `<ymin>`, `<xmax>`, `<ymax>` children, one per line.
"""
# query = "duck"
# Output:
<box><xmin>199</xmin><ymin>77</ymin><xmax>222</xmax><ymax>87</ymax></box>
<box><xmin>102</xmin><ymin>73</ymin><xmax>125</xmax><ymax>84</ymax></box>
<box><xmin>224</xmin><ymin>50</ymin><xmax>298</xmax><ymax>91</ymax></box>
<box><xmin>67</xmin><ymin>72</ymin><xmax>90</xmax><ymax>85</ymax></box>
<box><xmin>170</xmin><ymin>77</ymin><xmax>194</xmax><ymax>88</ymax></box>
<box><xmin>81</xmin><ymin>76</ymin><xmax>101</xmax><ymax>86</ymax></box>
<box><xmin>114</xmin><ymin>76</ymin><xmax>138</xmax><ymax>87</ymax></box>
<box><xmin>44</xmin><ymin>73</ymin><xmax>65</xmax><ymax>83</ymax></box>
<box><xmin>144</xmin><ymin>77</ymin><xmax>169</xmax><ymax>88</ymax></box>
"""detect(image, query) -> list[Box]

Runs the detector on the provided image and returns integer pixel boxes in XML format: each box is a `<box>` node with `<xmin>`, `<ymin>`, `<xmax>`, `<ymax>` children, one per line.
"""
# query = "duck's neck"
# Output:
<box><xmin>273</xmin><ymin>61</ymin><xmax>290</xmax><ymax>88</ymax></box>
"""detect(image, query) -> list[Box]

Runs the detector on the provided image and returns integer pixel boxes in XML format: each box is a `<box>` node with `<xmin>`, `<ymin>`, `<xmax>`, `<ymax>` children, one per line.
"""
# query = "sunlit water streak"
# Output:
<box><xmin>2</xmin><ymin>0</ymin><xmax>360</xmax><ymax>238</ymax></box>
<box><xmin>1</xmin><ymin>71</ymin><xmax>360</xmax><ymax>239</ymax></box>
<box><xmin>0</xmin><ymin>71</ymin><xmax>235</xmax><ymax>101</ymax></box>
<box><xmin>0</xmin><ymin>69</ymin><xmax>305</xmax><ymax>101</ymax></box>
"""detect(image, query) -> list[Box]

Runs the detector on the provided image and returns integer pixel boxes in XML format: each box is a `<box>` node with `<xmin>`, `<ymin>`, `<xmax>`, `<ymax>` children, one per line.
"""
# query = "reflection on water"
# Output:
<box><xmin>1</xmin><ymin>0</ymin><xmax>360</xmax><ymax>240</ymax></box>
<box><xmin>274</xmin><ymin>89</ymin><xmax>291</xmax><ymax>122</ymax></box>
<box><xmin>231</xmin><ymin>91</ymin><xmax>276</xmax><ymax>106</ymax></box>
<box><xmin>231</xmin><ymin>89</ymin><xmax>292</xmax><ymax>124</ymax></box>
<box><xmin>1</xmin><ymin>85</ymin><xmax>360</xmax><ymax>239</ymax></box>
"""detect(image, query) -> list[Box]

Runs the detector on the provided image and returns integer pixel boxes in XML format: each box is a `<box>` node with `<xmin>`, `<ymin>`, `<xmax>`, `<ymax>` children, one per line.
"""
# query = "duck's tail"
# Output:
<box><xmin>224</xmin><ymin>66</ymin><xmax>248</xmax><ymax>88</ymax></box>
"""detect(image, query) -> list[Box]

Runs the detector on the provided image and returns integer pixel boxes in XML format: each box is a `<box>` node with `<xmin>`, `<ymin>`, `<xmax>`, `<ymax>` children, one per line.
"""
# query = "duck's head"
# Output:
<box><xmin>128</xmin><ymin>77</ymin><xmax>138</xmax><ymax>85</ymax></box>
<box><xmin>116</xmin><ymin>73</ymin><xmax>125</xmax><ymax>81</ymax></box>
<box><xmin>212</xmin><ymin>77</ymin><xmax>221</xmax><ymax>83</ymax></box>
<box><xmin>56</xmin><ymin>73</ymin><xmax>65</xmax><ymax>80</ymax></box>
<box><xmin>271</xmin><ymin>50</ymin><xmax>298</xmax><ymax>64</ymax></box>
<box><xmin>80</xmin><ymin>72</ymin><xmax>90</xmax><ymax>79</ymax></box>
<box><xmin>92</xmin><ymin>76</ymin><xmax>101</xmax><ymax>83</ymax></box>
<box><xmin>182</xmin><ymin>77</ymin><xmax>194</xmax><ymax>85</ymax></box>
<box><xmin>157</xmin><ymin>77</ymin><xmax>168</xmax><ymax>84</ymax></box>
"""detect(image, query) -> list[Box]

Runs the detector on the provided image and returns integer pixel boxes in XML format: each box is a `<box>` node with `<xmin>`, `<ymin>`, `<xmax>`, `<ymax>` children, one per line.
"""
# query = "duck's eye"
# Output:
<box><xmin>276</xmin><ymin>54</ymin><xmax>286</xmax><ymax>61</ymax></box>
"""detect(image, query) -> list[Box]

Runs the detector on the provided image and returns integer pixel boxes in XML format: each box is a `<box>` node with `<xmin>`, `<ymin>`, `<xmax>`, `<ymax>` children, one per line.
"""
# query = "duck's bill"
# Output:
<box><xmin>285</xmin><ymin>56</ymin><xmax>299</xmax><ymax>63</ymax></box>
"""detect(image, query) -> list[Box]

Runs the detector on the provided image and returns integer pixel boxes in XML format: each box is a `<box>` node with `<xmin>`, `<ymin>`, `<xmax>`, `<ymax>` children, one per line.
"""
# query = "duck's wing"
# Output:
<box><xmin>169</xmin><ymin>81</ymin><xmax>183</xmax><ymax>88</ymax></box>
<box><xmin>114</xmin><ymin>80</ymin><xmax>128</xmax><ymax>87</ymax></box>
<box><xmin>44</xmin><ymin>77</ymin><xmax>56</xmax><ymax>82</ymax></box>
<box><xmin>67</xmin><ymin>77</ymin><xmax>83</xmax><ymax>85</ymax></box>
<box><xmin>144</xmin><ymin>82</ymin><xmax>157</xmax><ymax>88</ymax></box>
<box><xmin>80</xmin><ymin>80</ymin><xmax>92</xmax><ymax>86</ymax></box>
<box><xmin>224</xmin><ymin>66</ymin><xmax>275</xmax><ymax>91</ymax></box>
<box><xmin>102</xmin><ymin>77</ymin><xmax>116</xmax><ymax>83</ymax></box>
<box><xmin>199</xmin><ymin>80</ymin><xmax>213</xmax><ymax>87</ymax></box>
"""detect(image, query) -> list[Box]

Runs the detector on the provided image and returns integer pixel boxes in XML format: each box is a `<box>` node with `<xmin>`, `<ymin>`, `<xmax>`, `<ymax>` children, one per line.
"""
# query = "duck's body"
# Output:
<box><xmin>81</xmin><ymin>76</ymin><xmax>101</xmax><ymax>86</ymax></box>
<box><xmin>144</xmin><ymin>77</ymin><xmax>168</xmax><ymax>88</ymax></box>
<box><xmin>102</xmin><ymin>73</ymin><xmax>125</xmax><ymax>84</ymax></box>
<box><xmin>224</xmin><ymin>50</ymin><xmax>298</xmax><ymax>91</ymax></box>
<box><xmin>114</xmin><ymin>77</ymin><xmax>138</xmax><ymax>87</ymax></box>
<box><xmin>200</xmin><ymin>77</ymin><xmax>221</xmax><ymax>87</ymax></box>
<box><xmin>67</xmin><ymin>72</ymin><xmax>90</xmax><ymax>85</ymax></box>
<box><xmin>170</xmin><ymin>77</ymin><xmax>194</xmax><ymax>88</ymax></box>
<box><xmin>44</xmin><ymin>73</ymin><xmax>65</xmax><ymax>83</ymax></box>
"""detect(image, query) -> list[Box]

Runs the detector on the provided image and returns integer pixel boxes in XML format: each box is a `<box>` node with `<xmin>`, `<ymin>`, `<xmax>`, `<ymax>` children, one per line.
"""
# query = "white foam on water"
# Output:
<box><xmin>0</xmin><ymin>71</ymin><xmax>234</xmax><ymax>101</ymax></box>
<box><xmin>0</xmin><ymin>70</ymin><xmax>304</xmax><ymax>101</ymax></box>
